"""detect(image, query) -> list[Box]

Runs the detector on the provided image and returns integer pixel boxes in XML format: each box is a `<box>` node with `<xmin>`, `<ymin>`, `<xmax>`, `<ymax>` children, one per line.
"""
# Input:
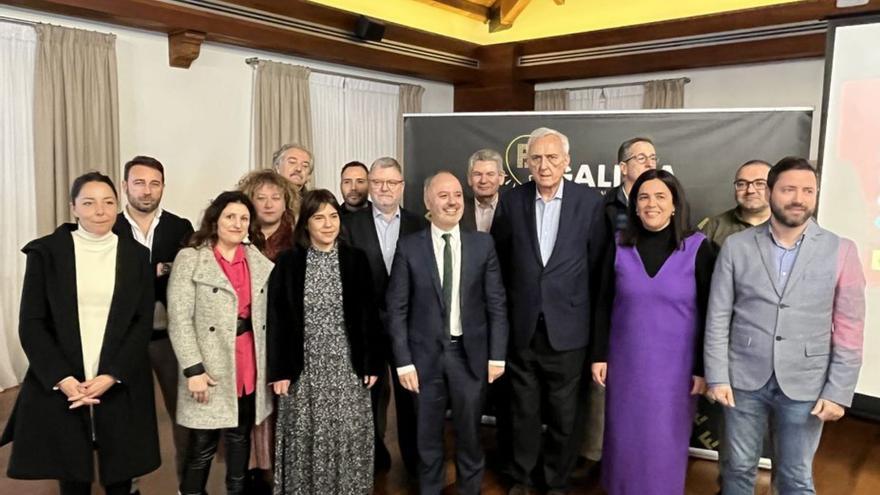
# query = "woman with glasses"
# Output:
<box><xmin>591</xmin><ymin>170</ymin><xmax>715</xmax><ymax>495</ymax></box>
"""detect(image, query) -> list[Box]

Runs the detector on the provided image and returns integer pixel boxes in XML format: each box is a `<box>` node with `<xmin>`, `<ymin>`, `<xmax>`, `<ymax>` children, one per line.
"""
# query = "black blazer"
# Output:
<box><xmin>491</xmin><ymin>180</ymin><xmax>608</xmax><ymax>352</ymax></box>
<box><xmin>1</xmin><ymin>224</ymin><xmax>160</xmax><ymax>484</ymax></box>
<box><xmin>386</xmin><ymin>228</ymin><xmax>508</xmax><ymax>379</ymax></box>
<box><xmin>113</xmin><ymin>210</ymin><xmax>194</xmax><ymax>308</ymax></box>
<box><xmin>341</xmin><ymin>206</ymin><xmax>429</xmax><ymax>317</ymax></box>
<box><xmin>266</xmin><ymin>243</ymin><xmax>384</xmax><ymax>384</ymax></box>
<box><xmin>460</xmin><ymin>196</ymin><xmax>478</xmax><ymax>232</ymax></box>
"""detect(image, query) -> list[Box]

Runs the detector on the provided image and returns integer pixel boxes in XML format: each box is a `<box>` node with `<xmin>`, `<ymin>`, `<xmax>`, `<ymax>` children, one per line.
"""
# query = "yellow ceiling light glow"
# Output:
<box><xmin>309</xmin><ymin>0</ymin><xmax>806</xmax><ymax>45</ymax></box>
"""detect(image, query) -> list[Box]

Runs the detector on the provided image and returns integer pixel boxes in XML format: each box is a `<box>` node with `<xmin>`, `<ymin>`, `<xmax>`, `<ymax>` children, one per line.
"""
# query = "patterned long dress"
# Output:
<box><xmin>273</xmin><ymin>246</ymin><xmax>374</xmax><ymax>495</ymax></box>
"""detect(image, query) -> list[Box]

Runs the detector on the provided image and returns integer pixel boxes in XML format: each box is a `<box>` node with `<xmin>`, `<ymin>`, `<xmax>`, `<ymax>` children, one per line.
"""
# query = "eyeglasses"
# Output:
<box><xmin>623</xmin><ymin>154</ymin><xmax>658</xmax><ymax>165</ymax></box>
<box><xmin>733</xmin><ymin>179</ymin><xmax>768</xmax><ymax>191</ymax></box>
<box><xmin>369</xmin><ymin>179</ymin><xmax>404</xmax><ymax>189</ymax></box>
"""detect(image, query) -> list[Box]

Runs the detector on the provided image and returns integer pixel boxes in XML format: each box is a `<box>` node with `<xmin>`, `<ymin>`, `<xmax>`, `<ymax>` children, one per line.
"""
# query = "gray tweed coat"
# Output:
<box><xmin>167</xmin><ymin>244</ymin><xmax>274</xmax><ymax>429</ymax></box>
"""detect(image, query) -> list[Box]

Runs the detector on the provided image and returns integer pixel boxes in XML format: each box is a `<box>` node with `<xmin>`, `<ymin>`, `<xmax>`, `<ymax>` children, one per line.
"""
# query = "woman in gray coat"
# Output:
<box><xmin>168</xmin><ymin>191</ymin><xmax>274</xmax><ymax>495</ymax></box>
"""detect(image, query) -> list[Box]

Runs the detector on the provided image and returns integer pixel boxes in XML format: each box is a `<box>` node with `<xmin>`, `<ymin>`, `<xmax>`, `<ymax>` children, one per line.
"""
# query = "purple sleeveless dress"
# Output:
<box><xmin>601</xmin><ymin>233</ymin><xmax>705</xmax><ymax>495</ymax></box>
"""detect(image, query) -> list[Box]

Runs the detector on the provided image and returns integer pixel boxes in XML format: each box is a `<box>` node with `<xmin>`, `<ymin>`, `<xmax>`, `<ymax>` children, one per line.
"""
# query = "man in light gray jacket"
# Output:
<box><xmin>705</xmin><ymin>157</ymin><xmax>866</xmax><ymax>495</ymax></box>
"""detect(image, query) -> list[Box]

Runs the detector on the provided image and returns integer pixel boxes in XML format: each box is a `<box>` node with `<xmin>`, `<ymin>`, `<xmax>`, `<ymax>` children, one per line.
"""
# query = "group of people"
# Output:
<box><xmin>1</xmin><ymin>126</ymin><xmax>866</xmax><ymax>495</ymax></box>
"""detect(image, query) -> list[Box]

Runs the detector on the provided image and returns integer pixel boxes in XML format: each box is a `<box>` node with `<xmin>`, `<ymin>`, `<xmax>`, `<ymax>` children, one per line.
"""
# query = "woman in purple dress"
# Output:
<box><xmin>591</xmin><ymin>169</ymin><xmax>715</xmax><ymax>495</ymax></box>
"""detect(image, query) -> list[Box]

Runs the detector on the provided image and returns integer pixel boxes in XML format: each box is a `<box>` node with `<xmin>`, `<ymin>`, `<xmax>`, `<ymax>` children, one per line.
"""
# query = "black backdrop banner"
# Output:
<box><xmin>403</xmin><ymin>109</ymin><xmax>812</xmax><ymax>224</ymax></box>
<box><xmin>403</xmin><ymin>109</ymin><xmax>813</xmax><ymax>458</ymax></box>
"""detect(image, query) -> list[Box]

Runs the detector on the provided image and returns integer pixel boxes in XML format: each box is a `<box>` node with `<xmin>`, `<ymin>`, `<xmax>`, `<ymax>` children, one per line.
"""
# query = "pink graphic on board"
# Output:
<box><xmin>836</xmin><ymin>79</ymin><xmax>880</xmax><ymax>286</ymax></box>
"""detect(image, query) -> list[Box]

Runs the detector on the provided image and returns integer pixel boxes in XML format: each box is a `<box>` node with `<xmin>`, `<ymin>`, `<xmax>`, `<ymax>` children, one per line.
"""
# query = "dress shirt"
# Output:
<box><xmin>373</xmin><ymin>205</ymin><xmax>401</xmax><ymax>274</ymax></box>
<box><xmin>768</xmin><ymin>227</ymin><xmax>805</xmax><ymax>290</ymax></box>
<box><xmin>475</xmin><ymin>195</ymin><xmax>499</xmax><ymax>233</ymax></box>
<box><xmin>397</xmin><ymin>223</ymin><xmax>504</xmax><ymax>376</ymax></box>
<box><xmin>535</xmin><ymin>180</ymin><xmax>564</xmax><ymax>266</ymax></box>
<box><xmin>123</xmin><ymin>206</ymin><xmax>168</xmax><ymax>329</ymax></box>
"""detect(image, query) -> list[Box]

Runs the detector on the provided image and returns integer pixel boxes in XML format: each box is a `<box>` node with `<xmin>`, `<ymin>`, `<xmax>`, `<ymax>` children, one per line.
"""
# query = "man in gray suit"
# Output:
<box><xmin>705</xmin><ymin>157</ymin><xmax>866</xmax><ymax>495</ymax></box>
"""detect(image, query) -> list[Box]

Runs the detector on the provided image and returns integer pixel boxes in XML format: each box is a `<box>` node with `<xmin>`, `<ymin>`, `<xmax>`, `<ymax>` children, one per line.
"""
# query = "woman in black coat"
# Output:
<box><xmin>267</xmin><ymin>189</ymin><xmax>384</xmax><ymax>494</ymax></box>
<box><xmin>1</xmin><ymin>172</ymin><xmax>160</xmax><ymax>495</ymax></box>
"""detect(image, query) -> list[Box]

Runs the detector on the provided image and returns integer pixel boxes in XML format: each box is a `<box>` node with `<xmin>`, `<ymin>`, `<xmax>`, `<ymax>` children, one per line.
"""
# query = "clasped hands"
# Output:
<box><xmin>57</xmin><ymin>374</ymin><xmax>117</xmax><ymax>409</ymax></box>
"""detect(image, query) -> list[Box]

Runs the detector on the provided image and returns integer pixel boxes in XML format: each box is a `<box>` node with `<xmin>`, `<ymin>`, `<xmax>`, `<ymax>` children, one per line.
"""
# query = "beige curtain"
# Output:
<box><xmin>535</xmin><ymin>89</ymin><xmax>569</xmax><ymax>111</ymax></box>
<box><xmin>33</xmin><ymin>24</ymin><xmax>119</xmax><ymax>235</ymax></box>
<box><xmin>252</xmin><ymin>61</ymin><xmax>312</xmax><ymax>169</ymax></box>
<box><xmin>643</xmin><ymin>78</ymin><xmax>686</xmax><ymax>109</ymax></box>
<box><xmin>397</xmin><ymin>83</ymin><xmax>424</xmax><ymax>169</ymax></box>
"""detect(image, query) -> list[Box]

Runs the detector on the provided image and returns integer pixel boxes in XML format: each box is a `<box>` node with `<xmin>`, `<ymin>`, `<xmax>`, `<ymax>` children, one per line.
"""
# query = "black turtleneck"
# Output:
<box><xmin>591</xmin><ymin>224</ymin><xmax>715</xmax><ymax>376</ymax></box>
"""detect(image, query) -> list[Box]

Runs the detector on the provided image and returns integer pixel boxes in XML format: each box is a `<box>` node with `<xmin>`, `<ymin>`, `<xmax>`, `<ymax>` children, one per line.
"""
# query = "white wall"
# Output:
<box><xmin>0</xmin><ymin>5</ymin><xmax>454</xmax><ymax>224</ymax></box>
<box><xmin>537</xmin><ymin>58</ymin><xmax>826</xmax><ymax>159</ymax></box>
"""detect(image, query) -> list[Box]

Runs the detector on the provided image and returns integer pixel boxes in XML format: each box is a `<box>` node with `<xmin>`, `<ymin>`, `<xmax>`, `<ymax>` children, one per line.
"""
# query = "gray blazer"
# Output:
<box><xmin>168</xmin><ymin>244</ymin><xmax>274</xmax><ymax>429</ymax></box>
<box><xmin>704</xmin><ymin>220</ymin><xmax>866</xmax><ymax>406</ymax></box>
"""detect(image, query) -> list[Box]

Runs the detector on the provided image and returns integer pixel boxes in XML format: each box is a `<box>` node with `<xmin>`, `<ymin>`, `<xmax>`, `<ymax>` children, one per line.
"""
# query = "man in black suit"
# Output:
<box><xmin>112</xmin><ymin>155</ymin><xmax>194</xmax><ymax>481</ymax></box>
<box><xmin>491</xmin><ymin>128</ymin><xmax>607</xmax><ymax>495</ymax></box>
<box><xmin>342</xmin><ymin>156</ymin><xmax>428</xmax><ymax>474</ymax></box>
<box><xmin>461</xmin><ymin>148</ymin><xmax>505</xmax><ymax>233</ymax></box>
<box><xmin>386</xmin><ymin>171</ymin><xmax>508</xmax><ymax>495</ymax></box>
<box><xmin>339</xmin><ymin>160</ymin><xmax>371</xmax><ymax>216</ymax></box>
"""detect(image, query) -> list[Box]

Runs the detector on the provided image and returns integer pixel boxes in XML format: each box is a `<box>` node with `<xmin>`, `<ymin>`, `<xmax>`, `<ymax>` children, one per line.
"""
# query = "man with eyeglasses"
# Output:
<box><xmin>699</xmin><ymin>160</ymin><xmax>772</xmax><ymax>252</ymax></box>
<box><xmin>461</xmin><ymin>148</ymin><xmax>506</xmax><ymax>232</ymax></box>
<box><xmin>342</xmin><ymin>156</ymin><xmax>428</xmax><ymax>477</ymax></box>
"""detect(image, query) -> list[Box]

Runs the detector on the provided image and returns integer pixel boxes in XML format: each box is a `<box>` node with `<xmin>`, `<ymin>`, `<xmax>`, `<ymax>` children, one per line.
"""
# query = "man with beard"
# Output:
<box><xmin>113</xmin><ymin>156</ymin><xmax>194</xmax><ymax>484</ymax></box>
<box><xmin>339</xmin><ymin>160</ymin><xmax>371</xmax><ymax>215</ymax></box>
<box><xmin>699</xmin><ymin>160</ymin><xmax>772</xmax><ymax>251</ymax></box>
<box><xmin>705</xmin><ymin>157</ymin><xmax>866</xmax><ymax>495</ymax></box>
<box><xmin>272</xmin><ymin>143</ymin><xmax>312</xmax><ymax>192</ymax></box>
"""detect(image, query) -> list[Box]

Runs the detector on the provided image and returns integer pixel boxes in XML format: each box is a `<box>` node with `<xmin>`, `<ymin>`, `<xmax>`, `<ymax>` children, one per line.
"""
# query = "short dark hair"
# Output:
<box><xmin>617</xmin><ymin>137</ymin><xmax>654</xmax><ymax>163</ymax></box>
<box><xmin>188</xmin><ymin>191</ymin><xmax>265</xmax><ymax>251</ymax></box>
<box><xmin>123</xmin><ymin>155</ymin><xmax>165</xmax><ymax>181</ymax></box>
<box><xmin>70</xmin><ymin>171</ymin><xmax>117</xmax><ymax>203</ymax></box>
<box><xmin>293</xmin><ymin>189</ymin><xmax>345</xmax><ymax>249</ymax></box>
<box><xmin>735</xmin><ymin>159</ymin><xmax>771</xmax><ymax>176</ymax></box>
<box><xmin>341</xmin><ymin>161</ymin><xmax>368</xmax><ymax>177</ymax></box>
<box><xmin>767</xmin><ymin>156</ymin><xmax>817</xmax><ymax>190</ymax></box>
<box><xmin>620</xmin><ymin>169</ymin><xmax>693</xmax><ymax>250</ymax></box>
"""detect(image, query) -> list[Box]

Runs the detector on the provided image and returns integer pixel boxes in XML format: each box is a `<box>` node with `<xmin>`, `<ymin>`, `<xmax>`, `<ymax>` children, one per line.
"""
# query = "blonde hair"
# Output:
<box><xmin>237</xmin><ymin>168</ymin><xmax>300</xmax><ymax>221</ymax></box>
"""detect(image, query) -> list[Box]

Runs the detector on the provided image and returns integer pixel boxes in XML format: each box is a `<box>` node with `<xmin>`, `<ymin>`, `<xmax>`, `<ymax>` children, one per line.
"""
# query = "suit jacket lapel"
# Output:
<box><xmin>524</xmin><ymin>182</ymin><xmax>543</xmax><ymax>268</ymax></box>
<box><xmin>246</xmin><ymin>244</ymin><xmax>273</xmax><ymax>291</ymax></box>
<box><xmin>782</xmin><ymin>220</ymin><xmax>821</xmax><ymax>298</ymax></box>
<box><xmin>459</xmin><ymin>230</ymin><xmax>474</xmax><ymax>312</ymax></box>
<box><xmin>754</xmin><ymin>224</ymin><xmax>783</xmax><ymax>298</ymax></box>
<box><xmin>359</xmin><ymin>212</ymin><xmax>385</xmax><ymax>273</ymax></box>
<box><xmin>422</xmin><ymin>229</ymin><xmax>445</xmax><ymax>309</ymax></box>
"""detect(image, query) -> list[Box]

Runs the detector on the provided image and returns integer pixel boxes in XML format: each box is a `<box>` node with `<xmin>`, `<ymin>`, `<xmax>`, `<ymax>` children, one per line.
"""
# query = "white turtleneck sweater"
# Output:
<box><xmin>71</xmin><ymin>226</ymin><xmax>118</xmax><ymax>380</ymax></box>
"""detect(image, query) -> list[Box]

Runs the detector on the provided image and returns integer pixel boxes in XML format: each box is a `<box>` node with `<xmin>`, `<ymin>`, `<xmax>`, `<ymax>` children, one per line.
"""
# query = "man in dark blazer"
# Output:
<box><xmin>461</xmin><ymin>148</ymin><xmax>505</xmax><ymax>233</ymax></box>
<box><xmin>339</xmin><ymin>160</ymin><xmax>372</xmax><ymax>216</ymax></box>
<box><xmin>386</xmin><ymin>171</ymin><xmax>508</xmax><ymax>495</ymax></box>
<box><xmin>112</xmin><ymin>155</ymin><xmax>194</xmax><ymax>480</ymax></box>
<box><xmin>491</xmin><ymin>128</ymin><xmax>607</xmax><ymax>495</ymax></box>
<box><xmin>342</xmin><ymin>156</ymin><xmax>428</xmax><ymax>474</ymax></box>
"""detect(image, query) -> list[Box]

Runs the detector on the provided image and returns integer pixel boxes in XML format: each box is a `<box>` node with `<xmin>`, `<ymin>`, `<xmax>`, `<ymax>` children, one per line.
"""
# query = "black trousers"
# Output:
<box><xmin>415</xmin><ymin>341</ymin><xmax>485</xmax><ymax>495</ymax></box>
<box><xmin>180</xmin><ymin>393</ymin><xmax>256</xmax><ymax>495</ymax></box>
<box><xmin>508</xmin><ymin>318</ymin><xmax>587</xmax><ymax>490</ymax></box>
<box><xmin>59</xmin><ymin>479</ymin><xmax>131</xmax><ymax>495</ymax></box>
<box><xmin>372</xmin><ymin>350</ymin><xmax>419</xmax><ymax>475</ymax></box>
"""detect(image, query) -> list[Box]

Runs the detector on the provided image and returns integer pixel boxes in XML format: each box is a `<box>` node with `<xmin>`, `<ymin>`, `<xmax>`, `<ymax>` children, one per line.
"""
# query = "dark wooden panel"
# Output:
<box><xmin>0</xmin><ymin>0</ymin><xmax>479</xmax><ymax>83</ymax></box>
<box><xmin>518</xmin><ymin>33</ymin><xmax>826</xmax><ymax>83</ymax></box>
<box><xmin>517</xmin><ymin>0</ymin><xmax>880</xmax><ymax>55</ymax></box>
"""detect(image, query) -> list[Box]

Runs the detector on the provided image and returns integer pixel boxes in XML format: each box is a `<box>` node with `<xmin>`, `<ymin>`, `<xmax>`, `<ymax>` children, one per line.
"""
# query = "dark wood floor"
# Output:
<box><xmin>1</xmin><ymin>384</ymin><xmax>878</xmax><ymax>494</ymax></box>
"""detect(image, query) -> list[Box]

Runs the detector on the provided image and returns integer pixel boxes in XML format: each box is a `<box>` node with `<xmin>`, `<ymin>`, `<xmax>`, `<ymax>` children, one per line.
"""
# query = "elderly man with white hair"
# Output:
<box><xmin>491</xmin><ymin>127</ymin><xmax>607</xmax><ymax>495</ymax></box>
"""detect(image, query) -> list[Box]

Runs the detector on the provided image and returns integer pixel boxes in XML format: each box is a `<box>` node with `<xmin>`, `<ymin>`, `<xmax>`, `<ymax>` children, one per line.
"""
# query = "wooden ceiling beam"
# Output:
<box><xmin>412</xmin><ymin>0</ymin><xmax>490</xmax><ymax>21</ymax></box>
<box><xmin>489</xmin><ymin>0</ymin><xmax>532</xmax><ymax>32</ymax></box>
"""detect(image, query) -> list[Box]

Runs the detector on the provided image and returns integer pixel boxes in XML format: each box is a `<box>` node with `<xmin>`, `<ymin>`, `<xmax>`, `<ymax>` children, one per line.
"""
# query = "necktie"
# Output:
<box><xmin>442</xmin><ymin>233</ymin><xmax>453</xmax><ymax>337</ymax></box>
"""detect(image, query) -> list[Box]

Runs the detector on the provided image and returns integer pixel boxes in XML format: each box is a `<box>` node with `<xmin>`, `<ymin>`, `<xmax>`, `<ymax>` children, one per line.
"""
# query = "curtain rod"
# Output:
<box><xmin>0</xmin><ymin>15</ymin><xmax>37</xmax><ymax>27</ymax></box>
<box><xmin>245</xmin><ymin>57</ymin><xmax>409</xmax><ymax>88</ymax></box>
<box><xmin>556</xmin><ymin>77</ymin><xmax>691</xmax><ymax>93</ymax></box>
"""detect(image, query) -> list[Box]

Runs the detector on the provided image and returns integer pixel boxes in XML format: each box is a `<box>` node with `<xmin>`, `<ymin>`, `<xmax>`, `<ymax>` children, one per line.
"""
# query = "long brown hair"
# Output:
<box><xmin>188</xmin><ymin>191</ymin><xmax>266</xmax><ymax>251</ymax></box>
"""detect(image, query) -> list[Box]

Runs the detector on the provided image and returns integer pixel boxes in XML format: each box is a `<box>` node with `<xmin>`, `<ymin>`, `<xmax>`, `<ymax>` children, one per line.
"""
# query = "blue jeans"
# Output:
<box><xmin>721</xmin><ymin>375</ymin><xmax>824</xmax><ymax>495</ymax></box>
